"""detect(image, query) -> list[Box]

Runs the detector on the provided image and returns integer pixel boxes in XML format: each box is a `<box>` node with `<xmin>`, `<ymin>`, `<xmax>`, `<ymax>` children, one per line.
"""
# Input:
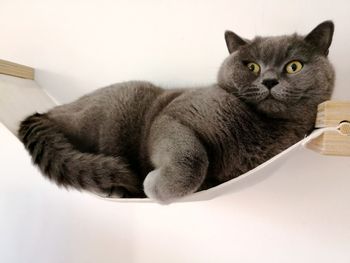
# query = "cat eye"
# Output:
<box><xmin>246</xmin><ymin>62</ymin><xmax>260</xmax><ymax>74</ymax></box>
<box><xmin>285</xmin><ymin>61</ymin><xmax>303</xmax><ymax>74</ymax></box>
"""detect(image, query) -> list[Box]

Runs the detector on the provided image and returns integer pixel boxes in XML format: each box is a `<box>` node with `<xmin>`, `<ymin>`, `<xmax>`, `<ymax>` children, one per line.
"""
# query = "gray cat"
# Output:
<box><xmin>18</xmin><ymin>21</ymin><xmax>335</xmax><ymax>203</ymax></box>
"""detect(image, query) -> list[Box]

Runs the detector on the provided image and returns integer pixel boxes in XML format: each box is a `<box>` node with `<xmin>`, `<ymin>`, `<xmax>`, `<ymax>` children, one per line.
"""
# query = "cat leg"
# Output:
<box><xmin>144</xmin><ymin>116</ymin><xmax>209</xmax><ymax>203</ymax></box>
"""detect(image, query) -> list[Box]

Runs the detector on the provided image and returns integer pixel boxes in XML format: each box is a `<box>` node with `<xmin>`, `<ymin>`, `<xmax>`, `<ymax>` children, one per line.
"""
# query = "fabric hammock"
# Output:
<box><xmin>0</xmin><ymin>67</ymin><xmax>348</xmax><ymax>203</ymax></box>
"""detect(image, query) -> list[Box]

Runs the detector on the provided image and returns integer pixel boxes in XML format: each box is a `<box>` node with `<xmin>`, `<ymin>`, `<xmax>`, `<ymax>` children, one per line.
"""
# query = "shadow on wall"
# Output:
<box><xmin>35</xmin><ymin>69</ymin><xmax>99</xmax><ymax>104</ymax></box>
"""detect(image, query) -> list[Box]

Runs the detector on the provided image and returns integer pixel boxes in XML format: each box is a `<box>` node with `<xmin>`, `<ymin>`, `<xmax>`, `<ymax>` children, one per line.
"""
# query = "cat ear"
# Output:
<box><xmin>304</xmin><ymin>20</ymin><xmax>334</xmax><ymax>56</ymax></box>
<box><xmin>225</xmin><ymin>30</ymin><xmax>248</xmax><ymax>54</ymax></box>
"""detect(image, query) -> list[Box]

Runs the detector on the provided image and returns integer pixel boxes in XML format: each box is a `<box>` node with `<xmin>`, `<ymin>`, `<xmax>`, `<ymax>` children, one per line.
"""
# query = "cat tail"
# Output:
<box><xmin>18</xmin><ymin>113</ymin><xmax>144</xmax><ymax>197</ymax></box>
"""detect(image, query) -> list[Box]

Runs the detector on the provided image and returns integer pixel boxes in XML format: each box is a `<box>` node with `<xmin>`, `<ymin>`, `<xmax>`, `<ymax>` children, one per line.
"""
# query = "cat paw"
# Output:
<box><xmin>143</xmin><ymin>169</ymin><xmax>177</xmax><ymax>204</ymax></box>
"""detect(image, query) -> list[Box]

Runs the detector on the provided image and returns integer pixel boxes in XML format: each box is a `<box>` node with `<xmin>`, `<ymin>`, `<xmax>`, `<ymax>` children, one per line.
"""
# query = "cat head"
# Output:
<box><xmin>218</xmin><ymin>21</ymin><xmax>335</xmax><ymax>119</ymax></box>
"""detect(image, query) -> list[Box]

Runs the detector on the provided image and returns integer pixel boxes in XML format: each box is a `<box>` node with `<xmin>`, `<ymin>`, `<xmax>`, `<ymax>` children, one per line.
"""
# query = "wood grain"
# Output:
<box><xmin>310</xmin><ymin>100</ymin><xmax>350</xmax><ymax>156</ymax></box>
<box><xmin>0</xmin><ymin>59</ymin><xmax>34</xmax><ymax>79</ymax></box>
<box><xmin>307</xmin><ymin>131</ymin><xmax>350</xmax><ymax>156</ymax></box>
<box><xmin>316</xmin><ymin>100</ymin><xmax>350</xmax><ymax>128</ymax></box>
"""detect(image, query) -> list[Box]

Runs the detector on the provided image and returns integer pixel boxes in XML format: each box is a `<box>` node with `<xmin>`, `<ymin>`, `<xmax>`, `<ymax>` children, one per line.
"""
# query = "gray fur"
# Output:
<box><xmin>18</xmin><ymin>21</ymin><xmax>335</xmax><ymax>203</ymax></box>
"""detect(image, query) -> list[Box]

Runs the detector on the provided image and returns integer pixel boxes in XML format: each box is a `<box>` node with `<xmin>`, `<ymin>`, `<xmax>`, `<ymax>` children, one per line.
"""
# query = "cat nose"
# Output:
<box><xmin>262</xmin><ymin>79</ymin><xmax>279</xmax><ymax>89</ymax></box>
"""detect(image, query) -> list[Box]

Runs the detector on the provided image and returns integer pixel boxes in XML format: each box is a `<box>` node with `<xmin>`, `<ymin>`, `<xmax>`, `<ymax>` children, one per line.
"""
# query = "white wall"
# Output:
<box><xmin>0</xmin><ymin>0</ymin><xmax>349</xmax><ymax>103</ymax></box>
<box><xmin>1</xmin><ymin>1</ymin><xmax>350</xmax><ymax>262</ymax></box>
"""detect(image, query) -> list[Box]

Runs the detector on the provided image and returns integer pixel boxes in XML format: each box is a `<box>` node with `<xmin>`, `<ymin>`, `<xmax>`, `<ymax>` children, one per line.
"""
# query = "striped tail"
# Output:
<box><xmin>18</xmin><ymin>113</ymin><xmax>143</xmax><ymax>198</ymax></box>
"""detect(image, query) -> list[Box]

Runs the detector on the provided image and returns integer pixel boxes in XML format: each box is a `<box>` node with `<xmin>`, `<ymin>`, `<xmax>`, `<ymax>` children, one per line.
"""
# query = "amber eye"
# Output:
<box><xmin>285</xmin><ymin>61</ymin><xmax>303</xmax><ymax>74</ymax></box>
<box><xmin>246</xmin><ymin>62</ymin><xmax>260</xmax><ymax>74</ymax></box>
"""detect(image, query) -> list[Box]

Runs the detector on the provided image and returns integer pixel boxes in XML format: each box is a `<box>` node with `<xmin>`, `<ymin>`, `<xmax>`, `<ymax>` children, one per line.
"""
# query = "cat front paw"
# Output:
<box><xmin>143</xmin><ymin>169</ymin><xmax>177</xmax><ymax>204</ymax></box>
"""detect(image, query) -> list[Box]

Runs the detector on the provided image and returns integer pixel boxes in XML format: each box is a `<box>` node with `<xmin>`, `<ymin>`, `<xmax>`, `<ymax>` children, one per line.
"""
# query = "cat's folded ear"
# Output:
<box><xmin>304</xmin><ymin>20</ymin><xmax>334</xmax><ymax>56</ymax></box>
<box><xmin>225</xmin><ymin>31</ymin><xmax>248</xmax><ymax>54</ymax></box>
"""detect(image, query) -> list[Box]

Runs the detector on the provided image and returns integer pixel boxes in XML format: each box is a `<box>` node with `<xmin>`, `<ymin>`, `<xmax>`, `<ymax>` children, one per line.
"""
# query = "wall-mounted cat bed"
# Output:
<box><xmin>0</xmin><ymin>59</ymin><xmax>349</xmax><ymax>203</ymax></box>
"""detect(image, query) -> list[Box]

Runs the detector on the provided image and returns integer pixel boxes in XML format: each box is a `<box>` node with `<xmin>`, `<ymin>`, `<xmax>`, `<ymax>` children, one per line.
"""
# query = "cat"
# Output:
<box><xmin>18</xmin><ymin>21</ymin><xmax>335</xmax><ymax>203</ymax></box>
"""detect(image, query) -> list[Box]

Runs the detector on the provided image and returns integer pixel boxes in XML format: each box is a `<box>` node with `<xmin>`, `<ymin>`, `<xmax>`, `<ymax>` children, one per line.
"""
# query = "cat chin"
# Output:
<box><xmin>256</xmin><ymin>99</ymin><xmax>288</xmax><ymax>116</ymax></box>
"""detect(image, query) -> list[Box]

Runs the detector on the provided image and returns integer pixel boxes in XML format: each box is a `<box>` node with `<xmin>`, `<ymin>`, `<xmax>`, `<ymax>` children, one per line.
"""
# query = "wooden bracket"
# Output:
<box><xmin>0</xmin><ymin>59</ymin><xmax>34</xmax><ymax>80</ymax></box>
<box><xmin>308</xmin><ymin>101</ymin><xmax>350</xmax><ymax>156</ymax></box>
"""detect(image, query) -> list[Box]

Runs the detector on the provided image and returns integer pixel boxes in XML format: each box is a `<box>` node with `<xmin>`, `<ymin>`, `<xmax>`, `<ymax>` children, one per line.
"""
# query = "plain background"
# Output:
<box><xmin>1</xmin><ymin>0</ymin><xmax>350</xmax><ymax>262</ymax></box>
<box><xmin>0</xmin><ymin>0</ymin><xmax>349</xmax><ymax>102</ymax></box>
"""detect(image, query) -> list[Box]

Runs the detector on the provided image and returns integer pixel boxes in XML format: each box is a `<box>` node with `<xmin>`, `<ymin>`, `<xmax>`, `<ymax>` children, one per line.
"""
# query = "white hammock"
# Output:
<box><xmin>0</xmin><ymin>69</ymin><xmax>348</xmax><ymax>203</ymax></box>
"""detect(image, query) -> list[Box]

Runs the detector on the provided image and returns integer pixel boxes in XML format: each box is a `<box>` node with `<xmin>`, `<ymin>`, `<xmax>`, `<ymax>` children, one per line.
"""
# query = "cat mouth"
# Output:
<box><xmin>264</xmin><ymin>94</ymin><xmax>275</xmax><ymax>100</ymax></box>
<box><xmin>259</xmin><ymin>92</ymin><xmax>278</xmax><ymax>102</ymax></box>
<box><xmin>262</xmin><ymin>91</ymin><xmax>288</xmax><ymax>103</ymax></box>
<box><xmin>257</xmin><ymin>98</ymin><xmax>287</xmax><ymax>114</ymax></box>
